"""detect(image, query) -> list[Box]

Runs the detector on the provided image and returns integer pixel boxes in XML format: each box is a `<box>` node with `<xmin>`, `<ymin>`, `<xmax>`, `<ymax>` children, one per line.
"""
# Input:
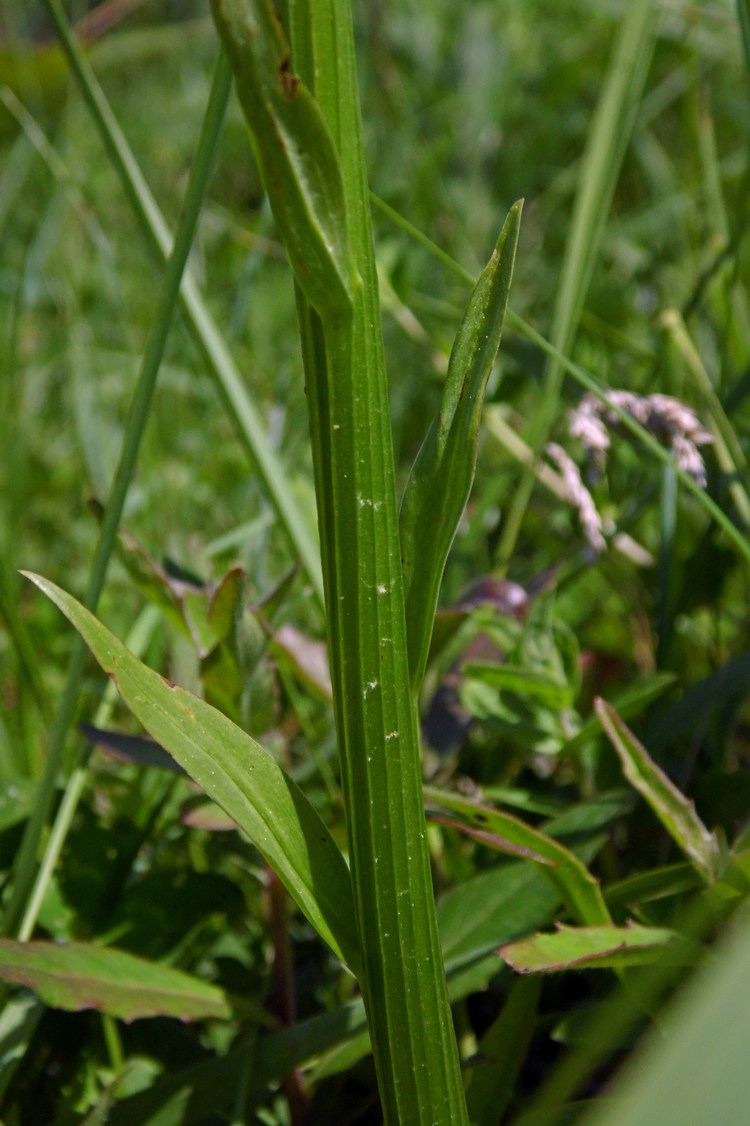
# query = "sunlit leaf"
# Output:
<box><xmin>24</xmin><ymin>573</ymin><xmax>361</xmax><ymax>973</ymax></box>
<box><xmin>499</xmin><ymin>923</ymin><xmax>698</xmax><ymax>975</ymax></box>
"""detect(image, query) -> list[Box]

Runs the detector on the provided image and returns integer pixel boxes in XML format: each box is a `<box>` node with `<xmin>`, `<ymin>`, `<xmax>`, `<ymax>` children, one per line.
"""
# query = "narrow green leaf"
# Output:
<box><xmin>42</xmin><ymin>0</ymin><xmax>324</xmax><ymax>603</ymax></box>
<box><xmin>497</xmin><ymin>0</ymin><xmax>659</xmax><ymax>567</ymax></box>
<box><xmin>23</xmin><ymin>573</ymin><xmax>361</xmax><ymax>974</ymax></box>
<box><xmin>0</xmin><ymin>939</ymin><xmax>233</xmax><ymax>1022</ymax></box>
<box><xmin>605</xmin><ymin>863</ymin><xmax>702</xmax><ymax>909</ymax></box>
<box><xmin>595</xmin><ymin>698</ymin><xmax>723</xmax><ymax>882</ymax></box>
<box><xmin>499</xmin><ymin>923</ymin><xmax>696</xmax><ymax>975</ymax></box>
<box><xmin>211</xmin><ymin>0</ymin><xmax>352</xmax><ymax>315</ymax></box>
<box><xmin>426</xmin><ymin>787</ymin><xmax>611</xmax><ymax>927</ymax></box>
<box><xmin>400</xmin><ymin>202</ymin><xmax>522</xmax><ymax>694</ymax></box>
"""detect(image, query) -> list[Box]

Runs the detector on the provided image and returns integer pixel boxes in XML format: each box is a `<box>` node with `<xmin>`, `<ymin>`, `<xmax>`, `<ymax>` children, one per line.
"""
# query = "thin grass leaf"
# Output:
<box><xmin>739</xmin><ymin>0</ymin><xmax>750</xmax><ymax>81</ymax></box>
<box><xmin>2</xmin><ymin>52</ymin><xmax>233</xmax><ymax>940</ymax></box>
<box><xmin>41</xmin><ymin>0</ymin><xmax>324</xmax><ymax>602</ymax></box>
<box><xmin>595</xmin><ymin>698</ymin><xmax>723</xmax><ymax>881</ymax></box>
<box><xmin>497</xmin><ymin>0</ymin><xmax>659</xmax><ymax>567</ymax></box>
<box><xmin>23</xmin><ymin>572</ymin><xmax>361</xmax><ymax>974</ymax></box>
<box><xmin>399</xmin><ymin>202</ymin><xmax>521</xmax><ymax>693</ymax></box>
<box><xmin>425</xmin><ymin>787</ymin><xmax>611</xmax><ymax>927</ymax></box>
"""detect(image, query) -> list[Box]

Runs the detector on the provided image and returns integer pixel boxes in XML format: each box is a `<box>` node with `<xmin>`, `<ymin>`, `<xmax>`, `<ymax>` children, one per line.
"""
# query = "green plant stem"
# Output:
<box><xmin>212</xmin><ymin>0</ymin><xmax>469</xmax><ymax>1119</ymax></box>
<box><xmin>289</xmin><ymin>6</ymin><xmax>469</xmax><ymax>1121</ymax></box>
<box><xmin>2</xmin><ymin>52</ymin><xmax>232</xmax><ymax>938</ymax></box>
<box><xmin>41</xmin><ymin>0</ymin><xmax>323</xmax><ymax>604</ymax></box>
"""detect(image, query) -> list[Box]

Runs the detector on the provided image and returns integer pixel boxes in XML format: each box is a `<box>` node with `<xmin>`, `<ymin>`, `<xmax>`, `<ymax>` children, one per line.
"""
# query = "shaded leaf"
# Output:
<box><xmin>595</xmin><ymin>698</ymin><xmax>723</xmax><ymax>882</ymax></box>
<box><xmin>80</xmin><ymin>724</ymin><xmax>185</xmax><ymax>774</ymax></box>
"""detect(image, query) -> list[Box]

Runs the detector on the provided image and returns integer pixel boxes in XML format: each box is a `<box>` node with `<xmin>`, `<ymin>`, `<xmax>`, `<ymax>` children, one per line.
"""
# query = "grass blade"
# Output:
<box><xmin>595</xmin><ymin>698</ymin><xmax>723</xmax><ymax>882</ymax></box>
<box><xmin>495</xmin><ymin>0</ymin><xmax>660</xmax><ymax>567</ymax></box>
<box><xmin>399</xmin><ymin>202</ymin><xmax>522</xmax><ymax>694</ymax></box>
<box><xmin>41</xmin><ymin>0</ymin><xmax>324</xmax><ymax>602</ymax></box>
<box><xmin>2</xmin><ymin>51</ymin><xmax>233</xmax><ymax>938</ymax></box>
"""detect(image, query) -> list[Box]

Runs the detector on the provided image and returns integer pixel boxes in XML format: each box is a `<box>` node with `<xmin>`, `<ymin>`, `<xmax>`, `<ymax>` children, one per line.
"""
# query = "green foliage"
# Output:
<box><xmin>1</xmin><ymin>0</ymin><xmax>750</xmax><ymax>1123</ymax></box>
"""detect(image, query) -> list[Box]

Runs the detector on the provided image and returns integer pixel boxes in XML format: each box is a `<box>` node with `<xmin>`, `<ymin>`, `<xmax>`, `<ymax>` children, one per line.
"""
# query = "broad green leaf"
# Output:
<box><xmin>400</xmin><ymin>201</ymin><xmax>522</xmax><ymax>694</ymax></box>
<box><xmin>0</xmin><ymin>939</ymin><xmax>234</xmax><ymax>1022</ymax></box>
<box><xmin>211</xmin><ymin>0</ymin><xmax>352</xmax><ymax>315</ymax></box>
<box><xmin>426</xmin><ymin>788</ymin><xmax>611</xmax><ymax>927</ymax></box>
<box><xmin>24</xmin><ymin>573</ymin><xmax>361</xmax><ymax>973</ymax></box>
<box><xmin>595</xmin><ymin>698</ymin><xmax>723</xmax><ymax>882</ymax></box>
<box><xmin>499</xmin><ymin>924</ymin><xmax>697</xmax><ymax>975</ymax></box>
<box><xmin>438</xmin><ymin>848</ymin><xmax>595</xmax><ymax>972</ymax></box>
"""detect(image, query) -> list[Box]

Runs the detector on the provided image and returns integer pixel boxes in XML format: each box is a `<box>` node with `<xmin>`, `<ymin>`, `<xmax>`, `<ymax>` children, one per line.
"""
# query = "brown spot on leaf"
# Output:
<box><xmin>279</xmin><ymin>53</ymin><xmax>299</xmax><ymax>98</ymax></box>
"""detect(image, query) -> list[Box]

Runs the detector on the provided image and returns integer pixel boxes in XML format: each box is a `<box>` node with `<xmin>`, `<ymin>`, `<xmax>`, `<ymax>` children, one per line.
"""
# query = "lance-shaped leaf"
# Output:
<box><xmin>425</xmin><ymin>787</ymin><xmax>611</xmax><ymax>927</ymax></box>
<box><xmin>212</xmin><ymin>0</ymin><xmax>352</xmax><ymax>316</ymax></box>
<box><xmin>0</xmin><ymin>939</ymin><xmax>237</xmax><ymax>1022</ymax></box>
<box><xmin>499</xmin><ymin>923</ymin><xmax>698</xmax><ymax>975</ymax></box>
<box><xmin>24</xmin><ymin>573</ymin><xmax>361</xmax><ymax>974</ymax></box>
<box><xmin>595</xmin><ymin>698</ymin><xmax>723</xmax><ymax>883</ymax></box>
<box><xmin>400</xmin><ymin>202</ymin><xmax>522</xmax><ymax>694</ymax></box>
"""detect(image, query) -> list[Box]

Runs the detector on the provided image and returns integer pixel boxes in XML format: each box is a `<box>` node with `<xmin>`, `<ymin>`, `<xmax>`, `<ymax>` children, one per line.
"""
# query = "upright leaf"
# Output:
<box><xmin>400</xmin><ymin>202</ymin><xmax>522</xmax><ymax>694</ymax></box>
